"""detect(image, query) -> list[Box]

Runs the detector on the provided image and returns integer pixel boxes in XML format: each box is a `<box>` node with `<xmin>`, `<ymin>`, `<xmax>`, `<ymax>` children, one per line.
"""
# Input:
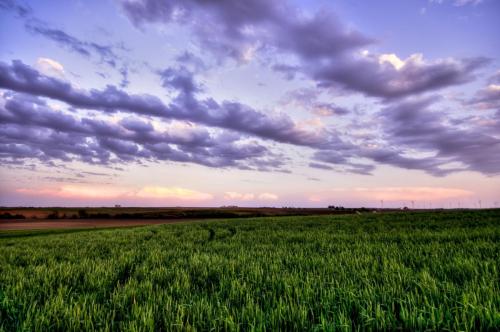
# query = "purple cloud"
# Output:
<box><xmin>311</xmin><ymin>54</ymin><xmax>489</xmax><ymax>99</ymax></box>
<box><xmin>467</xmin><ymin>72</ymin><xmax>500</xmax><ymax>110</ymax></box>
<box><xmin>1</xmin><ymin>59</ymin><xmax>497</xmax><ymax>176</ymax></box>
<box><xmin>118</xmin><ymin>0</ymin><xmax>488</xmax><ymax>100</ymax></box>
<box><xmin>0</xmin><ymin>92</ymin><xmax>285</xmax><ymax>171</ymax></box>
<box><xmin>119</xmin><ymin>0</ymin><xmax>371</xmax><ymax>61</ymax></box>
<box><xmin>0</xmin><ymin>60</ymin><xmax>327</xmax><ymax>148</ymax></box>
<box><xmin>379</xmin><ymin>96</ymin><xmax>500</xmax><ymax>175</ymax></box>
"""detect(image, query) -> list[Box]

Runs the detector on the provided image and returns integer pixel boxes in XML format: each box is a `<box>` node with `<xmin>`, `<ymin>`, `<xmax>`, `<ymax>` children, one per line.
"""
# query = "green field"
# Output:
<box><xmin>1</xmin><ymin>211</ymin><xmax>499</xmax><ymax>331</ymax></box>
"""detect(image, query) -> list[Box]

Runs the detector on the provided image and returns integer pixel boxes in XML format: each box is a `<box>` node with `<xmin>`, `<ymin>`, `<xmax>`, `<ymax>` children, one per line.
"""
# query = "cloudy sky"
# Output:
<box><xmin>0</xmin><ymin>0</ymin><xmax>499</xmax><ymax>208</ymax></box>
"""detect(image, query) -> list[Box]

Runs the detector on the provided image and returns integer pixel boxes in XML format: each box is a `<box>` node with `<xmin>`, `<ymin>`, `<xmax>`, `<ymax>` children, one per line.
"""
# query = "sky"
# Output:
<box><xmin>0</xmin><ymin>0</ymin><xmax>499</xmax><ymax>208</ymax></box>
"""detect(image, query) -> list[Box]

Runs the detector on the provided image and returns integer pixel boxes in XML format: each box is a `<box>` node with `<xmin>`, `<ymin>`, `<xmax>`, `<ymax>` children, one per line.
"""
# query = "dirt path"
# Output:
<box><xmin>0</xmin><ymin>219</ymin><xmax>200</xmax><ymax>231</ymax></box>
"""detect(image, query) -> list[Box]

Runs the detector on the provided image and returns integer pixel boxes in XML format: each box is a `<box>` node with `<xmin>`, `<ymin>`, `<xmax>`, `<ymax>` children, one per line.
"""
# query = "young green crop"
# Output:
<box><xmin>1</xmin><ymin>210</ymin><xmax>499</xmax><ymax>331</ymax></box>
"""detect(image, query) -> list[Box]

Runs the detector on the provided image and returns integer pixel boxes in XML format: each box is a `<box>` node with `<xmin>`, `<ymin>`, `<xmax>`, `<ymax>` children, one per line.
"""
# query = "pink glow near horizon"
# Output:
<box><xmin>3</xmin><ymin>184</ymin><xmax>494</xmax><ymax>209</ymax></box>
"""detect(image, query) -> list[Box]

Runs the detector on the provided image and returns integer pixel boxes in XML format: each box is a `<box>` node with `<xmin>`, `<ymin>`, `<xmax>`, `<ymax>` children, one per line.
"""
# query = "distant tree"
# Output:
<box><xmin>78</xmin><ymin>209</ymin><xmax>88</xmax><ymax>218</ymax></box>
<box><xmin>47</xmin><ymin>211</ymin><xmax>60</xmax><ymax>219</ymax></box>
<box><xmin>0</xmin><ymin>213</ymin><xmax>26</xmax><ymax>219</ymax></box>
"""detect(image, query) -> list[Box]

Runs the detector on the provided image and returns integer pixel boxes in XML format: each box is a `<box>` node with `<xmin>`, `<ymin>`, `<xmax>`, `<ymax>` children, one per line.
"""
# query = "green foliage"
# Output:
<box><xmin>1</xmin><ymin>211</ymin><xmax>499</xmax><ymax>331</ymax></box>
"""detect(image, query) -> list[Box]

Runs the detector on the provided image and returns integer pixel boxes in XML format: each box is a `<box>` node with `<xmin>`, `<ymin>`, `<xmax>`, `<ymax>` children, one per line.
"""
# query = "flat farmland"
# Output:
<box><xmin>0</xmin><ymin>206</ymin><xmax>357</xmax><ymax>221</ymax></box>
<box><xmin>0</xmin><ymin>219</ymin><xmax>198</xmax><ymax>231</ymax></box>
<box><xmin>1</xmin><ymin>210</ymin><xmax>499</xmax><ymax>331</ymax></box>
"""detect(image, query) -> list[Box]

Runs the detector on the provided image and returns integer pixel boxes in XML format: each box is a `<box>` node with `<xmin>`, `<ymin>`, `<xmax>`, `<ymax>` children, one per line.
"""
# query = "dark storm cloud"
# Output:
<box><xmin>119</xmin><ymin>0</ymin><xmax>372</xmax><ymax>61</ymax></box>
<box><xmin>0</xmin><ymin>125</ymin><xmax>107</xmax><ymax>163</ymax></box>
<box><xmin>0</xmin><ymin>92</ymin><xmax>83</xmax><ymax>133</ymax></box>
<box><xmin>312</xmin><ymin>149</ymin><xmax>376</xmax><ymax>176</ymax></box>
<box><xmin>0</xmin><ymin>92</ymin><xmax>285</xmax><ymax>171</ymax></box>
<box><xmin>98</xmin><ymin>137</ymin><xmax>140</xmax><ymax>158</ymax></box>
<box><xmin>310</xmin><ymin>55</ymin><xmax>490</xmax><ymax>100</ymax></box>
<box><xmin>467</xmin><ymin>72</ymin><xmax>500</xmax><ymax>110</ymax></box>
<box><xmin>158</xmin><ymin>66</ymin><xmax>201</xmax><ymax>95</ymax></box>
<box><xmin>314</xmin><ymin>150</ymin><xmax>349</xmax><ymax>164</ymax></box>
<box><xmin>1</xmin><ymin>60</ymin><xmax>497</xmax><ymax>176</ymax></box>
<box><xmin>119</xmin><ymin>117</ymin><xmax>154</xmax><ymax>133</ymax></box>
<box><xmin>193</xmin><ymin>100</ymin><xmax>329</xmax><ymax>147</ymax></box>
<box><xmin>271</xmin><ymin>10</ymin><xmax>371</xmax><ymax>60</ymax></box>
<box><xmin>379</xmin><ymin>96</ymin><xmax>500</xmax><ymax>175</ymax></box>
<box><xmin>307</xmin><ymin>95</ymin><xmax>500</xmax><ymax>176</ymax></box>
<box><xmin>360</xmin><ymin>147</ymin><xmax>450</xmax><ymax>176</ymax></box>
<box><xmin>310</xmin><ymin>142</ymin><xmax>464</xmax><ymax>177</ymax></box>
<box><xmin>0</xmin><ymin>60</ymin><xmax>327</xmax><ymax>148</ymax></box>
<box><xmin>118</xmin><ymin>0</ymin><xmax>487</xmax><ymax>100</ymax></box>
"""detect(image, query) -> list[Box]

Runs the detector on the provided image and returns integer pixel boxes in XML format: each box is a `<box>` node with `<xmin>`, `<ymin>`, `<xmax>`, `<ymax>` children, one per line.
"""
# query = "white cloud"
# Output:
<box><xmin>224</xmin><ymin>192</ymin><xmax>279</xmax><ymax>201</ymax></box>
<box><xmin>135</xmin><ymin>186</ymin><xmax>213</xmax><ymax>200</ymax></box>
<box><xmin>378</xmin><ymin>53</ymin><xmax>424</xmax><ymax>71</ymax></box>
<box><xmin>224</xmin><ymin>192</ymin><xmax>255</xmax><ymax>200</ymax></box>
<box><xmin>487</xmin><ymin>84</ymin><xmax>500</xmax><ymax>92</ymax></box>
<box><xmin>35</xmin><ymin>57</ymin><xmax>65</xmax><ymax>79</ymax></box>
<box><xmin>258</xmin><ymin>193</ymin><xmax>279</xmax><ymax>201</ymax></box>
